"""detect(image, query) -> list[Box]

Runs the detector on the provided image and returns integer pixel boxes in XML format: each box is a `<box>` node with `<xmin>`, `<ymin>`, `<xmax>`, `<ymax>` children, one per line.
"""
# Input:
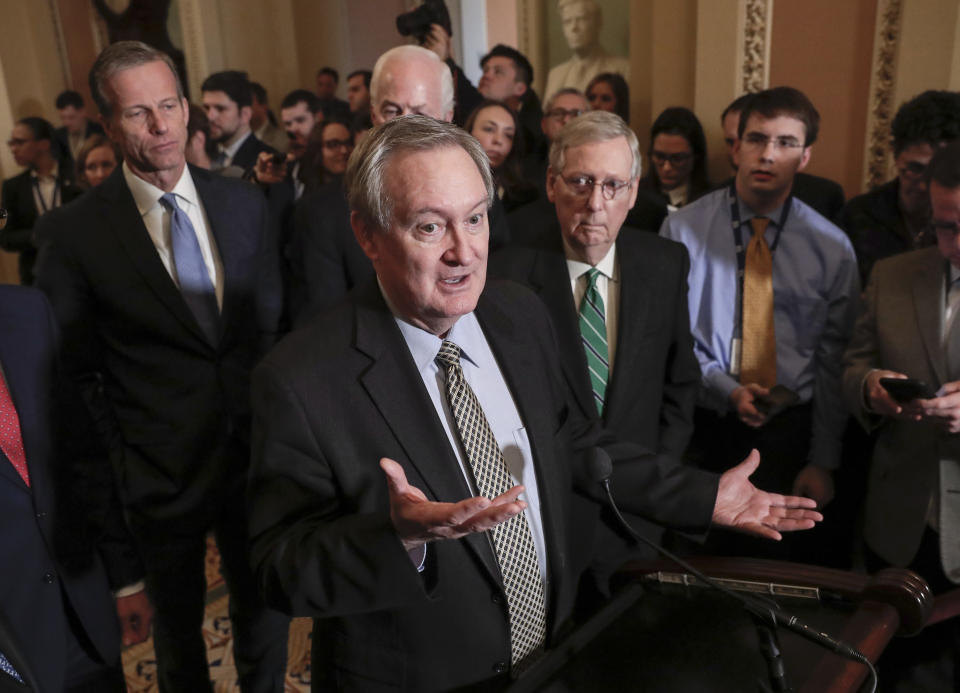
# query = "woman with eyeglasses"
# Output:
<box><xmin>640</xmin><ymin>106</ymin><xmax>711</xmax><ymax>211</ymax></box>
<box><xmin>585</xmin><ymin>72</ymin><xmax>629</xmax><ymax>123</ymax></box>
<box><xmin>465</xmin><ymin>100</ymin><xmax>538</xmax><ymax>212</ymax></box>
<box><xmin>301</xmin><ymin>118</ymin><xmax>355</xmax><ymax>192</ymax></box>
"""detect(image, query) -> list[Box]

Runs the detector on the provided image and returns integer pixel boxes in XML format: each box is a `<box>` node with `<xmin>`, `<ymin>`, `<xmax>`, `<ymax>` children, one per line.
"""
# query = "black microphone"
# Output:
<box><xmin>588</xmin><ymin>447</ymin><xmax>877</xmax><ymax>690</ymax></box>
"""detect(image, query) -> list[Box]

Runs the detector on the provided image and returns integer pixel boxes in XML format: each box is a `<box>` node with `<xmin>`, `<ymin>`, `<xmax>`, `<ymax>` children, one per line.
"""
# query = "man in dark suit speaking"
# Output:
<box><xmin>490</xmin><ymin>111</ymin><xmax>701</xmax><ymax>598</ymax></box>
<box><xmin>0</xmin><ymin>285</ymin><xmax>149</xmax><ymax>693</ymax></box>
<box><xmin>248</xmin><ymin>115</ymin><xmax>822</xmax><ymax>691</ymax></box>
<box><xmin>34</xmin><ymin>41</ymin><xmax>288</xmax><ymax>692</ymax></box>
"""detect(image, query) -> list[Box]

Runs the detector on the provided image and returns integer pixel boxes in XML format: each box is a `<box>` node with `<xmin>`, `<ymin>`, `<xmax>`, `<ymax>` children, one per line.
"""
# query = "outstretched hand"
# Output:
<box><xmin>380</xmin><ymin>458</ymin><xmax>526</xmax><ymax>551</ymax></box>
<box><xmin>712</xmin><ymin>449</ymin><xmax>823</xmax><ymax>540</ymax></box>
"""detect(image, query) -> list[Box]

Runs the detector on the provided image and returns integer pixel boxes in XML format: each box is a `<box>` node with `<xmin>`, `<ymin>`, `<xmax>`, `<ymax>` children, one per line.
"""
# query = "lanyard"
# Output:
<box><xmin>32</xmin><ymin>175</ymin><xmax>59</xmax><ymax>214</ymax></box>
<box><xmin>729</xmin><ymin>183</ymin><xmax>791</xmax><ymax>340</ymax></box>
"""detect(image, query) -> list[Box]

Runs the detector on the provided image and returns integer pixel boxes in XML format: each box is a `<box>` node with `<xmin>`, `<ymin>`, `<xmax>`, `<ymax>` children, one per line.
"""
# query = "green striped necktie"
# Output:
<box><xmin>579</xmin><ymin>268</ymin><xmax>609</xmax><ymax>416</ymax></box>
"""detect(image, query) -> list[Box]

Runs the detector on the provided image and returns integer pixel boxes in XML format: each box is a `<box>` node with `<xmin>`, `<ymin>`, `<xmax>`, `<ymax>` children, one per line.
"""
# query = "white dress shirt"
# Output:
<box><xmin>122</xmin><ymin>162</ymin><xmax>224</xmax><ymax>308</ymax></box>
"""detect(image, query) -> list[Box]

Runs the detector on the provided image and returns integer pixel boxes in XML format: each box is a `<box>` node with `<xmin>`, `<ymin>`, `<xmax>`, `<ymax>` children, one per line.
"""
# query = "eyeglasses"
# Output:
<box><xmin>898</xmin><ymin>161</ymin><xmax>928</xmax><ymax>180</ymax></box>
<box><xmin>651</xmin><ymin>151</ymin><xmax>692</xmax><ymax>167</ymax></box>
<box><xmin>741</xmin><ymin>133</ymin><xmax>804</xmax><ymax>150</ymax></box>
<box><xmin>6</xmin><ymin>138</ymin><xmax>32</xmax><ymax>147</ymax></box>
<box><xmin>547</xmin><ymin>108</ymin><xmax>584</xmax><ymax>121</ymax></box>
<box><xmin>322</xmin><ymin>139</ymin><xmax>353</xmax><ymax>151</ymax></box>
<box><xmin>560</xmin><ymin>174</ymin><xmax>631</xmax><ymax>200</ymax></box>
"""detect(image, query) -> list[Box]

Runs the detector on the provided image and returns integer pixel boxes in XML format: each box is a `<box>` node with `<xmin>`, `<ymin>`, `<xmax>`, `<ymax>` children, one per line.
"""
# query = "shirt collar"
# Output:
<box><xmin>736</xmin><ymin>194</ymin><xmax>785</xmax><ymax>228</ymax></box>
<box><xmin>563</xmin><ymin>237</ymin><xmax>618</xmax><ymax>283</ymax></box>
<box><xmin>394</xmin><ymin>310</ymin><xmax>486</xmax><ymax>372</ymax></box>
<box><xmin>219</xmin><ymin>131</ymin><xmax>251</xmax><ymax>159</ymax></box>
<box><xmin>29</xmin><ymin>162</ymin><xmax>58</xmax><ymax>181</ymax></box>
<box><xmin>123</xmin><ymin>161</ymin><xmax>199</xmax><ymax>217</ymax></box>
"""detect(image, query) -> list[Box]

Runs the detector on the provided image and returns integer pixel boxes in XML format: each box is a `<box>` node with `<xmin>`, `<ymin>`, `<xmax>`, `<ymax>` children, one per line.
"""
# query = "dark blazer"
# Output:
<box><xmin>0</xmin><ymin>169</ymin><xmax>82</xmax><ymax>285</ymax></box>
<box><xmin>489</xmin><ymin>222</ymin><xmax>701</xmax><ymax>585</ymax></box>
<box><xmin>33</xmin><ymin>165</ymin><xmax>282</xmax><ymax>528</ymax></box>
<box><xmin>248</xmin><ymin>279</ymin><xmax>718</xmax><ymax>691</ymax></box>
<box><xmin>231</xmin><ymin>132</ymin><xmax>277</xmax><ymax>172</ymax></box>
<box><xmin>0</xmin><ymin>286</ymin><xmax>140</xmax><ymax>693</ymax></box>
<box><xmin>837</xmin><ymin>177</ymin><xmax>933</xmax><ymax>285</ymax></box>
<box><xmin>288</xmin><ymin>186</ymin><xmax>512</xmax><ymax>327</ymax></box>
<box><xmin>54</xmin><ymin>119</ymin><xmax>104</xmax><ymax>171</ymax></box>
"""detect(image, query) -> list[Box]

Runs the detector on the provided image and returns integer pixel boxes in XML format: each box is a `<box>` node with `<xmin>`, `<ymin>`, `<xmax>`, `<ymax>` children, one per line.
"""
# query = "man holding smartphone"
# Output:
<box><xmin>842</xmin><ymin>138</ymin><xmax>960</xmax><ymax>693</ymax></box>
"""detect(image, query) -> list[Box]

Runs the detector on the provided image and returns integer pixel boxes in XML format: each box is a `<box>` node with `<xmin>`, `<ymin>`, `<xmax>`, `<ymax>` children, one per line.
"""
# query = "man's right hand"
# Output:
<box><xmin>380</xmin><ymin>458</ymin><xmax>525</xmax><ymax>552</ymax></box>
<box><xmin>253</xmin><ymin>151</ymin><xmax>289</xmax><ymax>185</ymax></box>
<box><xmin>730</xmin><ymin>384</ymin><xmax>769</xmax><ymax>428</ymax></box>
<box><xmin>864</xmin><ymin>369</ymin><xmax>923</xmax><ymax>420</ymax></box>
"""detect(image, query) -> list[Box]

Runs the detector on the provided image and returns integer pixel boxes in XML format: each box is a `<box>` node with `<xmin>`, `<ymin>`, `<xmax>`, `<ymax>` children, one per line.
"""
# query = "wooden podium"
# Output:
<box><xmin>509</xmin><ymin>558</ymin><xmax>933</xmax><ymax>692</ymax></box>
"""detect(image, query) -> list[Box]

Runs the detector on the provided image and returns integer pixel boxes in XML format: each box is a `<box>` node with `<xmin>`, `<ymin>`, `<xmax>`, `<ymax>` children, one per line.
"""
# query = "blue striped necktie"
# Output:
<box><xmin>160</xmin><ymin>193</ymin><xmax>220</xmax><ymax>343</ymax></box>
<box><xmin>579</xmin><ymin>268</ymin><xmax>609</xmax><ymax>416</ymax></box>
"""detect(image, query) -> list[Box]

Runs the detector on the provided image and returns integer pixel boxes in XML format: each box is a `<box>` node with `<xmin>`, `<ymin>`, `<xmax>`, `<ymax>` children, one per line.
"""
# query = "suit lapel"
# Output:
<box><xmin>528</xmin><ymin>243</ymin><xmax>597</xmax><ymax>421</ymax></box>
<box><xmin>912</xmin><ymin>252</ymin><xmax>947</xmax><ymax>385</ymax></box>
<box><xmin>605</xmin><ymin>238</ymin><xmax>651</xmax><ymax>418</ymax></box>
<box><xmin>99</xmin><ymin>170</ymin><xmax>211</xmax><ymax>343</ymax></box>
<box><xmin>352</xmin><ymin>285</ymin><xmax>502</xmax><ymax>582</ymax></box>
<box><xmin>192</xmin><ymin>168</ymin><xmax>238</xmax><ymax>344</ymax></box>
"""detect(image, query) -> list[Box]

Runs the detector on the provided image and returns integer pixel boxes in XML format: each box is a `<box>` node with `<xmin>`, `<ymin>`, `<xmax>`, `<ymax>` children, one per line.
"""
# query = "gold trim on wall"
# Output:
<box><xmin>742</xmin><ymin>0</ymin><xmax>772</xmax><ymax>93</ymax></box>
<box><xmin>864</xmin><ymin>0</ymin><xmax>903</xmax><ymax>190</ymax></box>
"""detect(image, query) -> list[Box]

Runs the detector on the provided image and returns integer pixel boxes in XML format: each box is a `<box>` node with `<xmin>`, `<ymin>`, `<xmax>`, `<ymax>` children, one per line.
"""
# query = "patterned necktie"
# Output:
<box><xmin>0</xmin><ymin>372</ymin><xmax>29</xmax><ymax>487</ymax></box>
<box><xmin>159</xmin><ymin>193</ymin><xmax>220</xmax><ymax>344</ymax></box>
<box><xmin>434</xmin><ymin>341</ymin><xmax>546</xmax><ymax>667</ymax></box>
<box><xmin>0</xmin><ymin>650</ymin><xmax>23</xmax><ymax>684</ymax></box>
<box><xmin>578</xmin><ymin>268</ymin><xmax>609</xmax><ymax>415</ymax></box>
<box><xmin>740</xmin><ymin>216</ymin><xmax>777</xmax><ymax>388</ymax></box>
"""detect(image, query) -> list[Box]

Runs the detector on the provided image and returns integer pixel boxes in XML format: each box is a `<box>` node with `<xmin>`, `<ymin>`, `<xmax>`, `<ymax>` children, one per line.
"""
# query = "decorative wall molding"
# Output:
<box><xmin>863</xmin><ymin>0</ymin><xmax>903</xmax><ymax>190</ymax></box>
<box><xmin>741</xmin><ymin>0</ymin><xmax>772</xmax><ymax>93</ymax></box>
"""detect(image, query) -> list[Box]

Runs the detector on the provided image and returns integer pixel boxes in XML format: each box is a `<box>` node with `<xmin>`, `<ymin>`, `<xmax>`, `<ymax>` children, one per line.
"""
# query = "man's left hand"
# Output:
<box><xmin>712</xmin><ymin>449</ymin><xmax>823</xmax><ymax>540</ymax></box>
<box><xmin>792</xmin><ymin>464</ymin><xmax>834</xmax><ymax>508</ymax></box>
<box><xmin>116</xmin><ymin>590</ymin><xmax>154</xmax><ymax>646</ymax></box>
<box><xmin>921</xmin><ymin>381</ymin><xmax>960</xmax><ymax>433</ymax></box>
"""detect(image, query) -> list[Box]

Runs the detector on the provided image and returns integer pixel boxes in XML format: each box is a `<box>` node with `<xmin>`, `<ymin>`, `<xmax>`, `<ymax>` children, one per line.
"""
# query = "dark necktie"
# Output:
<box><xmin>159</xmin><ymin>193</ymin><xmax>220</xmax><ymax>343</ymax></box>
<box><xmin>741</xmin><ymin>216</ymin><xmax>777</xmax><ymax>387</ymax></box>
<box><xmin>434</xmin><ymin>340</ymin><xmax>546</xmax><ymax>667</ymax></box>
<box><xmin>0</xmin><ymin>372</ymin><xmax>29</xmax><ymax>487</ymax></box>
<box><xmin>578</xmin><ymin>268</ymin><xmax>609</xmax><ymax>415</ymax></box>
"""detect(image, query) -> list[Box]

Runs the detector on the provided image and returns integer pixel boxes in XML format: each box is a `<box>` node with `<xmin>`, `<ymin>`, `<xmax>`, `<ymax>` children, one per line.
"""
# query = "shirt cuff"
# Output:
<box><xmin>114</xmin><ymin>581</ymin><xmax>146</xmax><ymax>598</ymax></box>
<box><xmin>705</xmin><ymin>369</ymin><xmax>741</xmax><ymax>405</ymax></box>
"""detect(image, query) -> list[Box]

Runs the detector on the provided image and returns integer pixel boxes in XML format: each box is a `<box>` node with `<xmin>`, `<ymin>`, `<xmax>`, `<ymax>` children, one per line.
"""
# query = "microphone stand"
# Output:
<box><xmin>593</xmin><ymin>451</ymin><xmax>878</xmax><ymax>693</ymax></box>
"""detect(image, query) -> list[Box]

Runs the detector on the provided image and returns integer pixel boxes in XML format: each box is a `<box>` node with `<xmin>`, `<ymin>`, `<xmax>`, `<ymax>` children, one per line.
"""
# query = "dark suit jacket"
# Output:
<box><xmin>288</xmin><ymin>186</ymin><xmax>512</xmax><ymax>327</ymax></box>
<box><xmin>231</xmin><ymin>132</ymin><xmax>277</xmax><ymax>172</ymax></box>
<box><xmin>0</xmin><ymin>169</ymin><xmax>82</xmax><ymax>285</ymax></box>
<box><xmin>54</xmin><ymin>119</ymin><xmax>104</xmax><ymax>171</ymax></box>
<box><xmin>837</xmin><ymin>178</ymin><xmax>933</xmax><ymax>285</ymax></box>
<box><xmin>33</xmin><ymin>165</ymin><xmax>282</xmax><ymax>529</ymax></box>
<box><xmin>248</xmin><ymin>279</ymin><xmax>718</xmax><ymax>691</ymax></box>
<box><xmin>0</xmin><ymin>286</ymin><xmax>140</xmax><ymax>693</ymax></box>
<box><xmin>489</xmin><ymin>223</ymin><xmax>701</xmax><ymax>583</ymax></box>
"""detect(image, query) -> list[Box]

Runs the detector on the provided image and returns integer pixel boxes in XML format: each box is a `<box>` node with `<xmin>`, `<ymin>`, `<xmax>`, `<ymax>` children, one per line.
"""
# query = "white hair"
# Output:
<box><xmin>370</xmin><ymin>45</ymin><xmax>455</xmax><ymax>120</ymax></box>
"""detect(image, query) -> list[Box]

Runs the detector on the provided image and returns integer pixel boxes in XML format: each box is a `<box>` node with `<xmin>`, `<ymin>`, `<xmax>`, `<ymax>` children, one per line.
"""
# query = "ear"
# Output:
<box><xmin>314</xmin><ymin>111</ymin><xmax>324</xmax><ymax>125</ymax></box>
<box><xmin>546</xmin><ymin>166</ymin><xmax>559</xmax><ymax>203</ymax></box>
<box><xmin>732</xmin><ymin>138</ymin><xmax>742</xmax><ymax>170</ymax></box>
<box><xmin>240</xmin><ymin>105</ymin><xmax>252</xmax><ymax>125</ymax></box>
<box><xmin>180</xmin><ymin>97</ymin><xmax>190</xmax><ymax>128</ymax></box>
<box><xmin>351</xmin><ymin>210</ymin><xmax>379</xmax><ymax>262</ymax></box>
<box><xmin>797</xmin><ymin>146</ymin><xmax>811</xmax><ymax>172</ymax></box>
<box><xmin>513</xmin><ymin>82</ymin><xmax>528</xmax><ymax>99</ymax></box>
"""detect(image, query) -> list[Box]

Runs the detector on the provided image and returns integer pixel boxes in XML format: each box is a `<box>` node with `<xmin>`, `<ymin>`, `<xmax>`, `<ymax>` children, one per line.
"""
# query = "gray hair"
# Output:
<box><xmin>89</xmin><ymin>41</ymin><xmax>184</xmax><ymax>119</ymax></box>
<box><xmin>543</xmin><ymin>87</ymin><xmax>587</xmax><ymax>114</ymax></box>
<box><xmin>370</xmin><ymin>45</ymin><xmax>455</xmax><ymax>120</ymax></box>
<box><xmin>345</xmin><ymin>115</ymin><xmax>495</xmax><ymax>232</ymax></box>
<box><xmin>549</xmin><ymin>110</ymin><xmax>642</xmax><ymax>179</ymax></box>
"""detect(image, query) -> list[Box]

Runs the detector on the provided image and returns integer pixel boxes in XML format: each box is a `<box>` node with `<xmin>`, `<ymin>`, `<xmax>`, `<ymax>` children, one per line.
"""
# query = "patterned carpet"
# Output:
<box><xmin>121</xmin><ymin>537</ymin><xmax>313</xmax><ymax>692</ymax></box>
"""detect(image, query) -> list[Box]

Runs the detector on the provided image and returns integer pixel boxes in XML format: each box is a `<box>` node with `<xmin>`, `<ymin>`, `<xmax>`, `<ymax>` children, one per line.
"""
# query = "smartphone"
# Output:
<box><xmin>879</xmin><ymin>377</ymin><xmax>938</xmax><ymax>402</ymax></box>
<box><xmin>270</xmin><ymin>152</ymin><xmax>287</xmax><ymax>166</ymax></box>
<box><xmin>754</xmin><ymin>385</ymin><xmax>800</xmax><ymax>418</ymax></box>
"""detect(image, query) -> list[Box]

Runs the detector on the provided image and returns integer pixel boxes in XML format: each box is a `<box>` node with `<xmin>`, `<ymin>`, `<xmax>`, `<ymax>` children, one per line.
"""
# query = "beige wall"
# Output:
<box><xmin>768</xmin><ymin>0</ymin><xmax>876</xmax><ymax>199</ymax></box>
